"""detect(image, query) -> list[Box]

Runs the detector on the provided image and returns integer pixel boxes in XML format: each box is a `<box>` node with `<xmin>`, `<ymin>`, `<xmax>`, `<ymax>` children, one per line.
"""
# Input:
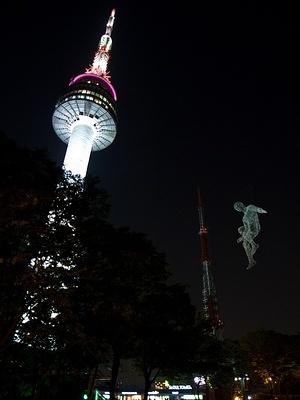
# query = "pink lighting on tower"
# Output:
<box><xmin>69</xmin><ymin>73</ymin><xmax>117</xmax><ymax>100</ymax></box>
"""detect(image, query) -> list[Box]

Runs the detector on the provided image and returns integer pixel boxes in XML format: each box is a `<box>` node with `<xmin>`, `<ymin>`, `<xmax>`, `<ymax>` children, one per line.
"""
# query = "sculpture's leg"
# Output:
<box><xmin>242</xmin><ymin>240</ymin><xmax>256</xmax><ymax>270</ymax></box>
<box><xmin>252</xmin><ymin>241</ymin><xmax>259</xmax><ymax>255</ymax></box>
<box><xmin>246</xmin><ymin>260</ymin><xmax>256</xmax><ymax>270</ymax></box>
<box><xmin>247</xmin><ymin>241</ymin><xmax>259</xmax><ymax>269</ymax></box>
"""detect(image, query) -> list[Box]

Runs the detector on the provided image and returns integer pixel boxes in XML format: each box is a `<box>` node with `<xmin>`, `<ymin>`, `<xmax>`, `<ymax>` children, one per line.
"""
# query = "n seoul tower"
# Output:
<box><xmin>52</xmin><ymin>10</ymin><xmax>117</xmax><ymax>178</ymax></box>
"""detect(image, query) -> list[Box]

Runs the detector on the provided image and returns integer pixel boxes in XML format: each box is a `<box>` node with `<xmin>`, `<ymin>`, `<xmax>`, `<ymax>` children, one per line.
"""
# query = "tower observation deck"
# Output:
<box><xmin>52</xmin><ymin>10</ymin><xmax>117</xmax><ymax>178</ymax></box>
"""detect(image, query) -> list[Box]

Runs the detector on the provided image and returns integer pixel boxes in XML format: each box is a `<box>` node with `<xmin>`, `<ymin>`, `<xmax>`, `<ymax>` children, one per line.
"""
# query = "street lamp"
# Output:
<box><xmin>194</xmin><ymin>376</ymin><xmax>205</xmax><ymax>400</ymax></box>
<box><xmin>234</xmin><ymin>374</ymin><xmax>250</xmax><ymax>400</ymax></box>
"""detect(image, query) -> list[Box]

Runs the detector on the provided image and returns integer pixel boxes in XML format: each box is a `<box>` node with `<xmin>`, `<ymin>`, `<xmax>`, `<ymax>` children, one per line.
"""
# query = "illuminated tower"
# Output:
<box><xmin>52</xmin><ymin>10</ymin><xmax>117</xmax><ymax>178</ymax></box>
<box><xmin>197</xmin><ymin>189</ymin><xmax>223</xmax><ymax>337</ymax></box>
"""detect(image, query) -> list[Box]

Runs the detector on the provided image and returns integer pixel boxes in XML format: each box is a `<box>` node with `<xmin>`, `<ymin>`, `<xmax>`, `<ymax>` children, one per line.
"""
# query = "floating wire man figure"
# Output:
<box><xmin>234</xmin><ymin>202</ymin><xmax>267</xmax><ymax>269</ymax></box>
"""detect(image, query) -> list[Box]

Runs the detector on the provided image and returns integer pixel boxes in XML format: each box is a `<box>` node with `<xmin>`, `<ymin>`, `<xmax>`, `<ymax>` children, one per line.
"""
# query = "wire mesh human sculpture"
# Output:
<box><xmin>234</xmin><ymin>202</ymin><xmax>267</xmax><ymax>269</ymax></box>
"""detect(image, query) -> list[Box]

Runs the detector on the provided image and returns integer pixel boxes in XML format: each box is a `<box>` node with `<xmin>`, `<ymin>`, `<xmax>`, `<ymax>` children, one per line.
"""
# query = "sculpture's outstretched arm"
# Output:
<box><xmin>257</xmin><ymin>208</ymin><xmax>267</xmax><ymax>214</ymax></box>
<box><xmin>248</xmin><ymin>204</ymin><xmax>267</xmax><ymax>214</ymax></box>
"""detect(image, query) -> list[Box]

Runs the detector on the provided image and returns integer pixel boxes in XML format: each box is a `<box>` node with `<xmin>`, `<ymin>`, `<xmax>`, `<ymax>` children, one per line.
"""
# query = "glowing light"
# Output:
<box><xmin>63</xmin><ymin>117</ymin><xmax>97</xmax><ymax>178</ymax></box>
<box><xmin>121</xmin><ymin>392</ymin><xmax>137</xmax><ymax>395</ymax></box>
<box><xmin>194</xmin><ymin>376</ymin><xmax>205</xmax><ymax>385</ymax></box>
<box><xmin>105</xmin><ymin>9</ymin><xmax>116</xmax><ymax>35</ymax></box>
<box><xmin>98</xmin><ymin>56</ymin><xmax>108</xmax><ymax>74</ymax></box>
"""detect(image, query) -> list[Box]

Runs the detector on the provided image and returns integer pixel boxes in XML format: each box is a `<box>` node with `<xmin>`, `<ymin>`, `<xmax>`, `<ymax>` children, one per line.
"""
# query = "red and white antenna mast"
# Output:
<box><xmin>197</xmin><ymin>188</ymin><xmax>223</xmax><ymax>337</ymax></box>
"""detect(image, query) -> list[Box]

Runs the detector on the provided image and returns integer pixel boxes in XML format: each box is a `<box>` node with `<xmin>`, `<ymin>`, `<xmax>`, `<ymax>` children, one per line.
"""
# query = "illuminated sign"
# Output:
<box><xmin>169</xmin><ymin>385</ymin><xmax>192</xmax><ymax>390</ymax></box>
<box><xmin>121</xmin><ymin>392</ymin><xmax>138</xmax><ymax>395</ymax></box>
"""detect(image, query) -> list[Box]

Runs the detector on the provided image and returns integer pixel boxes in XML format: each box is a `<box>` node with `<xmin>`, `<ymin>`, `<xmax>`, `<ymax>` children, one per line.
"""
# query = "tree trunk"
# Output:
<box><xmin>88</xmin><ymin>365</ymin><xmax>99</xmax><ymax>400</ymax></box>
<box><xmin>205</xmin><ymin>377</ymin><xmax>215</xmax><ymax>400</ymax></box>
<box><xmin>143</xmin><ymin>368</ymin><xmax>160</xmax><ymax>400</ymax></box>
<box><xmin>110</xmin><ymin>349</ymin><xmax>121</xmax><ymax>400</ymax></box>
<box><xmin>143</xmin><ymin>373</ymin><xmax>151</xmax><ymax>400</ymax></box>
<box><xmin>205</xmin><ymin>377</ymin><xmax>210</xmax><ymax>400</ymax></box>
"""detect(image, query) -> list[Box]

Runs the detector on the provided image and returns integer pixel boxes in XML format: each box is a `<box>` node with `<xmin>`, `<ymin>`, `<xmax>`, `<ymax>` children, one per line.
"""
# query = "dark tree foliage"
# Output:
<box><xmin>0</xmin><ymin>133</ymin><xmax>234</xmax><ymax>400</ymax></box>
<box><xmin>76</xmin><ymin>227</ymin><xmax>172</xmax><ymax>400</ymax></box>
<box><xmin>132</xmin><ymin>282</ymin><xmax>196</xmax><ymax>400</ymax></box>
<box><xmin>12</xmin><ymin>173</ymin><xmax>112</xmax><ymax>399</ymax></box>
<box><xmin>239</xmin><ymin>330</ymin><xmax>300</xmax><ymax>397</ymax></box>
<box><xmin>0</xmin><ymin>134</ymin><xmax>111</xmax><ymax>399</ymax></box>
<box><xmin>0</xmin><ymin>132</ymin><xmax>61</xmax><ymax>351</ymax></box>
<box><xmin>0</xmin><ymin>134</ymin><xmax>184</xmax><ymax>400</ymax></box>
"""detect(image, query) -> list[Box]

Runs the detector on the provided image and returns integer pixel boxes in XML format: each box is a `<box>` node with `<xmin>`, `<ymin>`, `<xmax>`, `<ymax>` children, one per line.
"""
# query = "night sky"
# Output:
<box><xmin>1</xmin><ymin>1</ymin><xmax>300</xmax><ymax>339</ymax></box>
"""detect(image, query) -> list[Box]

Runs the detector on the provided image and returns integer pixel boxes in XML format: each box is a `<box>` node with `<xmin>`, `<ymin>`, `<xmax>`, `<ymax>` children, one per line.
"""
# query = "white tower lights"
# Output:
<box><xmin>52</xmin><ymin>10</ymin><xmax>117</xmax><ymax>178</ymax></box>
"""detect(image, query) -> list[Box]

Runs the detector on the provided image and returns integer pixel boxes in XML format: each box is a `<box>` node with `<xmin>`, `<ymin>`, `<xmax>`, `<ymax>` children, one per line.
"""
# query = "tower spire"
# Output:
<box><xmin>88</xmin><ymin>9</ymin><xmax>116</xmax><ymax>81</ymax></box>
<box><xmin>197</xmin><ymin>188</ymin><xmax>223</xmax><ymax>337</ymax></box>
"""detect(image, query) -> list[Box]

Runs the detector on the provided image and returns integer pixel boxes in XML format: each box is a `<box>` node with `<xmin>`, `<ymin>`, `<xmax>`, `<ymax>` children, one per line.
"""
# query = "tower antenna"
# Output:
<box><xmin>197</xmin><ymin>188</ymin><xmax>223</xmax><ymax>337</ymax></box>
<box><xmin>88</xmin><ymin>9</ymin><xmax>116</xmax><ymax>81</ymax></box>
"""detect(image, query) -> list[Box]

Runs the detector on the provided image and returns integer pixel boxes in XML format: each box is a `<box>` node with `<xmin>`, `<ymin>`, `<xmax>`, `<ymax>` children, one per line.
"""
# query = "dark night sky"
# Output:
<box><xmin>1</xmin><ymin>1</ymin><xmax>300</xmax><ymax>338</ymax></box>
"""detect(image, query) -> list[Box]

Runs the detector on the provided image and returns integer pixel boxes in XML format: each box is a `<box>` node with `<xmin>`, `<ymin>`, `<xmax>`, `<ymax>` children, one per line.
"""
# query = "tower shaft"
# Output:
<box><xmin>197</xmin><ymin>190</ymin><xmax>223</xmax><ymax>336</ymax></box>
<box><xmin>63</xmin><ymin>121</ymin><xmax>96</xmax><ymax>177</ymax></box>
